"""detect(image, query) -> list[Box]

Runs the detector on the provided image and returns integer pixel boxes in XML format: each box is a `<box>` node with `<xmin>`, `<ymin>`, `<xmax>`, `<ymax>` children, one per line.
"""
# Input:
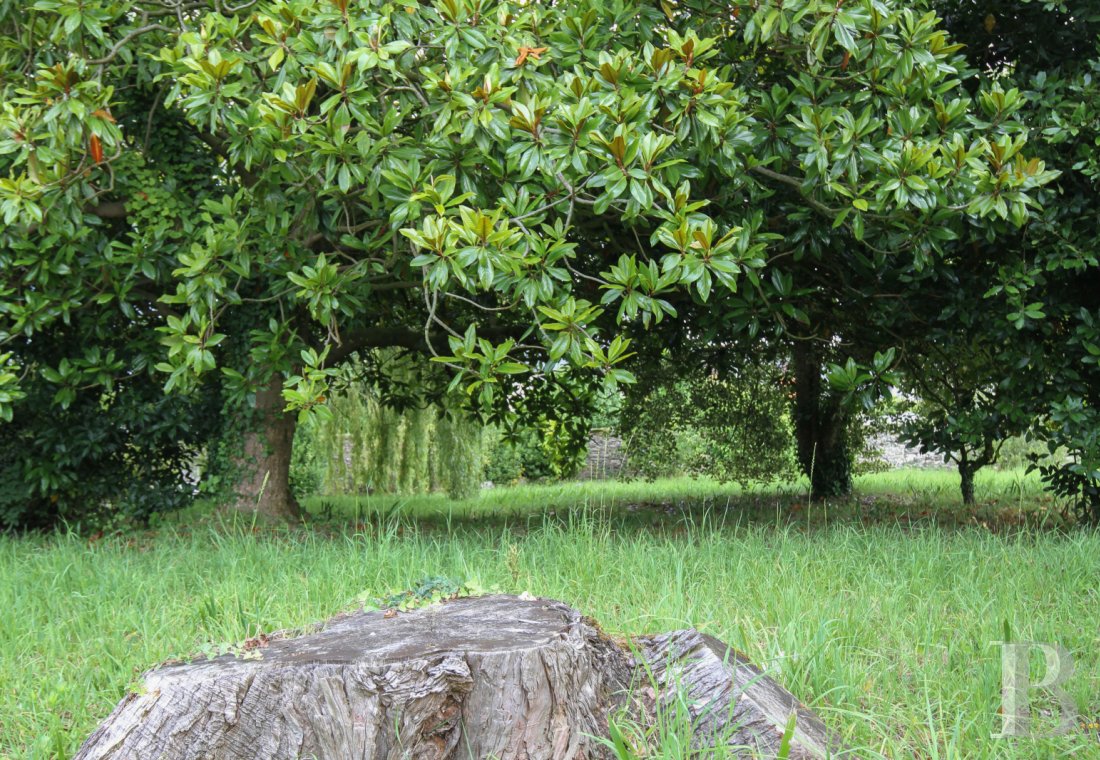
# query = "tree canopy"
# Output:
<box><xmin>0</xmin><ymin>0</ymin><xmax>1064</xmax><ymax>521</ymax></box>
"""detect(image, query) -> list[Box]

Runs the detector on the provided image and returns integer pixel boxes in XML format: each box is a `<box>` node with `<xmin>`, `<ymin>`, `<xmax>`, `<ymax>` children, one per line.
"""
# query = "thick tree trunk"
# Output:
<box><xmin>792</xmin><ymin>343</ymin><xmax>852</xmax><ymax>499</ymax></box>
<box><xmin>76</xmin><ymin>595</ymin><xmax>845</xmax><ymax>760</ymax></box>
<box><xmin>231</xmin><ymin>376</ymin><xmax>300</xmax><ymax>520</ymax></box>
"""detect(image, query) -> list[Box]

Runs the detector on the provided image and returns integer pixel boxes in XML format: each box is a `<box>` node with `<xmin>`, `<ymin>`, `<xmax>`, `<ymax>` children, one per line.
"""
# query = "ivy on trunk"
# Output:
<box><xmin>792</xmin><ymin>342</ymin><xmax>853</xmax><ymax>500</ymax></box>
<box><xmin>231</xmin><ymin>377</ymin><xmax>302</xmax><ymax>521</ymax></box>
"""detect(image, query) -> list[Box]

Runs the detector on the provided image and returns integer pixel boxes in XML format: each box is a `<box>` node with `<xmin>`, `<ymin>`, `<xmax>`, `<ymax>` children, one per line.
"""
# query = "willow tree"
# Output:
<box><xmin>309</xmin><ymin>375</ymin><xmax>485</xmax><ymax>498</ymax></box>
<box><xmin>0</xmin><ymin>0</ymin><xmax>1051</xmax><ymax>520</ymax></box>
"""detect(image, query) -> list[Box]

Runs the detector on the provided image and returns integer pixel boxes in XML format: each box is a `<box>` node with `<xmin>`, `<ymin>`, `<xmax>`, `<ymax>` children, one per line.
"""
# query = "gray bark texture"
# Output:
<box><xmin>230</xmin><ymin>376</ymin><xmax>301</xmax><ymax>521</ymax></box>
<box><xmin>634</xmin><ymin>630</ymin><xmax>841</xmax><ymax>759</ymax></box>
<box><xmin>75</xmin><ymin>595</ymin><xmax>845</xmax><ymax>760</ymax></box>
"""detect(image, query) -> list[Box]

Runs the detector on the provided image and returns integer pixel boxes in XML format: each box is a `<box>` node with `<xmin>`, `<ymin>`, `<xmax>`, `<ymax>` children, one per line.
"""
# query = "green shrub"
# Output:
<box><xmin>620</xmin><ymin>361</ymin><xmax>797</xmax><ymax>486</ymax></box>
<box><xmin>0</xmin><ymin>382</ymin><xmax>218</xmax><ymax>531</ymax></box>
<box><xmin>482</xmin><ymin>426</ymin><xmax>557</xmax><ymax>485</ymax></box>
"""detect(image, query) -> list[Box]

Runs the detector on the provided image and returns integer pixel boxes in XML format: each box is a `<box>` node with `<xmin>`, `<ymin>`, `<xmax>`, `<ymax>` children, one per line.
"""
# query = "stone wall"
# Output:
<box><xmin>575</xmin><ymin>432</ymin><xmax>948</xmax><ymax>481</ymax></box>
<box><xmin>865</xmin><ymin>434</ymin><xmax>951</xmax><ymax>470</ymax></box>
<box><xmin>575</xmin><ymin>431</ymin><xmax>626</xmax><ymax>480</ymax></box>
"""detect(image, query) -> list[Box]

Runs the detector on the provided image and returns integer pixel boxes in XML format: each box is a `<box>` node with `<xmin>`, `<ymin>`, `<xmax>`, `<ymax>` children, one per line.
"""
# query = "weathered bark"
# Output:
<box><xmin>636</xmin><ymin>630</ymin><xmax>841</xmax><ymax>759</ymax></box>
<box><xmin>792</xmin><ymin>342</ymin><xmax>852</xmax><ymax>499</ymax></box>
<box><xmin>75</xmin><ymin>596</ymin><xmax>632</xmax><ymax>760</ymax></box>
<box><xmin>959</xmin><ymin>461</ymin><xmax>976</xmax><ymax>506</ymax></box>
<box><xmin>76</xmin><ymin>595</ymin><xmax>846</xmax><ymax>760</ymax></box>
<box><xmin>231</xmin><ymin>376</ymin><xmax>300</xmax><ymax>520</ymax></box>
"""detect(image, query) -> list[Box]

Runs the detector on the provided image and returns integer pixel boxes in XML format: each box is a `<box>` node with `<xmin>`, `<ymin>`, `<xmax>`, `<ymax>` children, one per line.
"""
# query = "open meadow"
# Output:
<box><xmin>2</xmin><ymin>470</ymin><xmax>1098</xmax><ymax>758</ymax></box>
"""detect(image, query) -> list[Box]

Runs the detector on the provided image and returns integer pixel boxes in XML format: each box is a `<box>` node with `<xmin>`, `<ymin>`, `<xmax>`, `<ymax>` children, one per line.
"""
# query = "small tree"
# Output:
<box><xmin>620</xmin><ymin>357</ymin><xmax>796</xmax><ymax>486</ymax></box>
<box><xmin>899</xmin><ymin>384</ymin><xmax>1008</xmax><ymax>507</ymax></box>
<box><xmin>924</xmin><ymin>0</ymin><xmax>1100</xmax><ymax>519</ymax></box>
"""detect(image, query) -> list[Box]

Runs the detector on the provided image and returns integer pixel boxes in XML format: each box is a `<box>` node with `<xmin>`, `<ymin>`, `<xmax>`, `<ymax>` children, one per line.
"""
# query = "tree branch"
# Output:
<box><xmin>90</xmin><ymin>24</ymin><xmax>173</xmax><ymax>66</ymax></box>
<box><xmin>195</xmin><ymin>132</ymin><xmax>261</xmax><ymax>187</ymax></box>
<box><xmin>322</xmin><ymin>324</ymin><xmax>526</xmax><ymax>367</ymax></box>
<box><xmin>748</xmin><ymin>165</ymin><xmax>840</xmax><ymax>217</ymax></box>
<box><xmin>88</xmin><ymin>201</ymin><xmax>128</xmax><ymax>219</ymax></box>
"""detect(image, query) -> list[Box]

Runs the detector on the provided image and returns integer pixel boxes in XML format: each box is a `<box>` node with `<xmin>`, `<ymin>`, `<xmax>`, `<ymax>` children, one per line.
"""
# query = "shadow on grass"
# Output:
<box><xmin>290</xmin><ymin>469</ymin><xmax>1077</xmax><ymax>539</ymax></box>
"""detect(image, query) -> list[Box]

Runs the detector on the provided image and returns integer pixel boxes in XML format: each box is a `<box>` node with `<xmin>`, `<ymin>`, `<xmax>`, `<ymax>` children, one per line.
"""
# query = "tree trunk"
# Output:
<box><xmin>792</xmin><ymin>343</ymin><xmax>852</xmax><ymax>499</ymax></box>
<box><xmin>231</xmin><ymin>376</ymin><xmax>300</xmax><ymax>520</ymax></box>
<box><xmin>959</xmin><ymin>460</ymin><xmax>976</xmax><ymax>506</ymax></box>
<box><xmin>75</xmin><ymin>595</ymin><xmax>845</xmax><ymax>760</ymax></box>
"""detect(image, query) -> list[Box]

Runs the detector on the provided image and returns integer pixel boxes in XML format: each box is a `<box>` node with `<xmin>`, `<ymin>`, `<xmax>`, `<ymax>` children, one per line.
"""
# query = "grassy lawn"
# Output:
<box><xmin>308</xmin><ymin>468</ymin><xmax>1054</xmax><ymax>524</ymax></box>
<box><xmin>1</xmin><ymin>470</ymin><xmax>1098</xmax><ymax>758</ymax></box>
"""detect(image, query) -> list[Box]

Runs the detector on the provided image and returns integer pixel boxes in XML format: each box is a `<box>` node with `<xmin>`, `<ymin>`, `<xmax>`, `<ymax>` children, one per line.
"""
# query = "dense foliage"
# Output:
<box><xmin>620</xmin><ymin>359</ymin><xmax>796</xmax><ymax>485</ymax></box>
<box><xmin>887</xmin><ymin>0</ymin><xmax>1100</xmax><ymax>517</ymax></box>
<box><xmin>0</xmin><ymin>376</ymin><xmax>217</xmax><ymax>529</ymax></box>
<box><xmin>0</xmin><ymin>0</ymin><xmax>1079</xmax><ymax>522</ymax></box>
<box><xmin>0</xmin><ymin>308</ymin><xmax>220</xmax><ymax>529</ymax></box>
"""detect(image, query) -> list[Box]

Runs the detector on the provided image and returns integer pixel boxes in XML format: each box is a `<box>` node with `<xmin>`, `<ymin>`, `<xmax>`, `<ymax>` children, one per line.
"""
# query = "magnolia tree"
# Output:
<box><xmin>0</xmin><ymin>0</ymin><xmax>1052</xmax><ymax>520</ymax></box>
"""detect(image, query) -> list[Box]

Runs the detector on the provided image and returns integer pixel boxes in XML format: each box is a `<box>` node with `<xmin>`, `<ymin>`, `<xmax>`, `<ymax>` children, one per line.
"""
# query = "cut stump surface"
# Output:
<box><xmin>76</xmin><ymin>595</ymin><xmax>845</xmax><ymax>759</ymax></box>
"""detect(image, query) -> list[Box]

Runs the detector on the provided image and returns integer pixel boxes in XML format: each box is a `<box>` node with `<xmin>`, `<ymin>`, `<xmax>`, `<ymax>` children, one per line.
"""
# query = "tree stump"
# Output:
<box><xmin>76</xmin><ymin>595</ymin><xmax>845</xmax><ymax>759</ymax></box>
<box><xmin>635</xmin><ymin>630</ymin><xmax>841</xmax><ymax>759</ymax></box>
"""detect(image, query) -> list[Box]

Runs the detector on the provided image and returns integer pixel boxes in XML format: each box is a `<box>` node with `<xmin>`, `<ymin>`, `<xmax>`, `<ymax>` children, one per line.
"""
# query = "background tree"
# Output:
<box><xmin>619</xmin><ymin>353</ymin><xmax>797</xmax><ymax>486</ymax></box>
<box><xmin>888</xmin><ymin>0</ymin><xmax>1100</xmax><ymax>519</ymax></box>
<box><xmin>616</xmin><ymin>0</ymin><xmax>1055</xmax><ymax>497</ymax></box>
<box><xmin>301</xmin><ymin>351</ymin><xmax>486</xmax><ymax>499</ymax></box>
<box><xmin>896</xmin><ymin>344</ymin><xmax>1016</xmax><ymax>506</ymax></box>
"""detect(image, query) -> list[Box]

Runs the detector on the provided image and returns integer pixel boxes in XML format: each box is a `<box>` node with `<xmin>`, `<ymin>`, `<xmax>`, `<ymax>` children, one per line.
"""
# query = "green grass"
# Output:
<box><xmin>1</xmin><ymin>470</ymin><xmax>1098</xmax><ymax>758</ymax></box>
<box><xmin>306</xmin><ymin>467</ymin><xmax>1056</xmax><ymax>527</ymax></box>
